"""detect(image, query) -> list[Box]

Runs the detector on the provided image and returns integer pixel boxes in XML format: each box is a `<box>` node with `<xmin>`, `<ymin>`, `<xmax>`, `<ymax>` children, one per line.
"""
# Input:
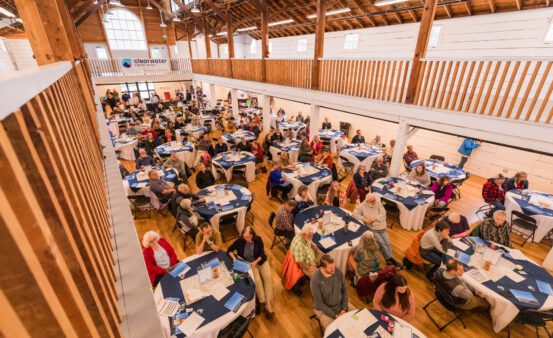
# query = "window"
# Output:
<box><xmin>297</xmin><ymin>38</ymin><xmax>307</xmax><ymax>52</ymax></box>
<box><xmin>343</xmin><ymin>33</ymin><xmax>358</xmax><ymax>50</ymax></box>
<box><xmin>96</xmin><ymin>46</ymin><xmax>108</xmax><ymax>59</ymax></box>
<box><xmin>545</xmin><ymin>20</ymin><xmax>553</xmax><ymax>43</ymax></box>
<box><xmin>103</xmin><ymin>9</ymin><xmax>147</xmax><ymax>51</ymax></box>
<box><xmin>222</xmin><ymin>45</ymin><xmax>229</xmax><ymax>55</ymax></box>
<box><xmin>120</xmin><ymin>81</ymin><xmax>155</xmax><ymax>100</ymax></box>
<box><xmin>428</xmin><ymin>26</ymin><xmax>441</xmax><ymax>48</ymax></box>
<box><xmin>250</xmin><ymin>39</ymin><xmax>256</xmax><ymax>54</ymax></box>
<box><xmin>269</xmin><ymin>42</ymin><xmax>273</xmax><ymax>53</ymax></box>
<box><xmin>0</xmin><ymin>39</ymin><xmax>7</xmax><ymax>52</ymax></box>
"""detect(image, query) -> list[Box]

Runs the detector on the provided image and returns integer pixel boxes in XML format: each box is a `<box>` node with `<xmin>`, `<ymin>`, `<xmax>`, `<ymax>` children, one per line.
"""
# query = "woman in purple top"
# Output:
<box><xmin>443</xmin><ymin>213</ymin><xmax>470</xmax><ymax>238</ymax></box>
<box><xmin>431</xmin><ymin>176</ymin><xmax>454</xmax><ymax>207</ymax></box>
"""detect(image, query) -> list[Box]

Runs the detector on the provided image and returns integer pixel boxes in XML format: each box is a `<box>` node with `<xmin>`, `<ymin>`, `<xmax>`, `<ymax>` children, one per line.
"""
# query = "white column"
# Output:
<box><xmin>209</xmin><ymin>83</ymin><xmax>216</xmax><ymax>108</ymax></box>
<box><xmin>389</xmin><ymin>120</ymin><xmax>409</xmax><ymax>177</ymax></box>
<box><xmin>231</xmin><ymin>88</ymin><xmax>239</xmax><ymax>116</ymax></box>
<box><xmin>310</xmin><ymin>104</ymin><xmax>320</xmax><ymax>141</ymax></box>
<box><xmin>260</xmin><ymin>94</ymin><xmax>271</xmax><ymax>133</ymax></box>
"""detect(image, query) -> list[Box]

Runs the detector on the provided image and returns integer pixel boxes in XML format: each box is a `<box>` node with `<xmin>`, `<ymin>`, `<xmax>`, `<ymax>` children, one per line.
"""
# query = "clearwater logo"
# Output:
<box><xmin>121</xmin><ymin>58</ymin><xmax>132</xmax><ymax>68</ymax></box>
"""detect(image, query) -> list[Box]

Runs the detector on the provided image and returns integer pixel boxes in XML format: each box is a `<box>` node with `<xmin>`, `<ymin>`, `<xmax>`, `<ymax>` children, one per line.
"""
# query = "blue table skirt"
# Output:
<box><xmin>294</xmin><ymin>205</ymin><xmax>366</xmax><ymax>253</ymax></box>
<box><xmin>446</xmin><ymin>237</ymin><xmax>553</xmax><ymax>312</ymax></box>
<box><xmin>326</xmin><ymin>309</ymin><xmax>421</xmax><ymax>338</ymax></box>
<box><xmin>318</xmin><ymin>129</ymin><xmax>343</xmax><ymax>140</ymax></box>
<box><xmin>214</xmin><ymin>152</ymin><xmax>256</xmax><ymax>170</ymax></box>
<box><xmin>124</xmin><ymin>168</ymin><xmax>178</xmax><ymax>192</ymax></box>
<box><xmin>155</xmin><ymin>142</ymin><xmax>194</xmax><ymax>156</ymax></box>
<box><xmin>410</xmin><ymin>159</ymin><xmax>465</xmax><ymax>181</ymax></box>
<box><xmin>159</xmin><ymin>251</ymin><xmax>255</xmax><ymax>337</ymax></box>
<box><xmin>195</xmin><ymin>184</ymin><xmax>252</xmax><ymax>221</ymax></box>
<box><xmin>283</xmin><ymin>163</ymin><xmax>332</xmax><ymax>186</ymax></box>
<box><xmin>371</xmin><ymin>177</ymin><xmax>434</xmax><ymax>211</ymax></box>
<box><xmin>510</xmin><ymin>190</ymin><xmax>553</xmax><ymax>217</ymax></box>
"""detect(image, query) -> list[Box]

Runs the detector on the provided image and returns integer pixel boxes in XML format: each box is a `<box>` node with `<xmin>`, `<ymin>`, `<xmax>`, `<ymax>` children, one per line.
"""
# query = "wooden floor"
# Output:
<box><xmin>123</xmin><ymin>132</ymin><xmax>553</xmax><ymax>338</ymax></box>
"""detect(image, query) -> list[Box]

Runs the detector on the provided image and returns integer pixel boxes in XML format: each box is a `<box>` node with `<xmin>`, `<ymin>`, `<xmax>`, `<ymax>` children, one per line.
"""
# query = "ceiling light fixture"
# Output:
<box><xmin>173</xmin><ymin>14</ymin><xmax>181</xmax><ymax>22</ymax></box>
<box><xmin>268</xmin><ymin>19</ymin><xmax>294</xmax><ymax>27</ymax></box>
<box><xmin>159</xmin><ymin>9</ymin><xmax>166</xmax><ymax>28</ymax></box>
<box><xmin>0</xmin><ymin>7</ymin><xmax>16</xmax><ymax>18</ymax></box>
<box><xmin>146</xmin><ymin>0</ymin><xmax>153</xmax><ymax>10</ymax></box>
<box><xmin>14</xmin><ymin>18</ymin><xmax>22</xmax><ymax>23</ymax></box>
<box><xmin>306</xmin><ymin>7</ymin><xmax>351</xmax><ymax>19</ymax></box>
<box><xmin>237</xmin><ymin>26</ymin><xmax>256</xmax><ymax>32</ymax></box>
<box><xmin>191</xmin><ymin>0</ymin><xmax>200</xmax><ymax>13</ymax></box>
<box><xmin>374</xmin><ymin>0</ymin><xmax>409</xmax><ymax>6</ymax></box>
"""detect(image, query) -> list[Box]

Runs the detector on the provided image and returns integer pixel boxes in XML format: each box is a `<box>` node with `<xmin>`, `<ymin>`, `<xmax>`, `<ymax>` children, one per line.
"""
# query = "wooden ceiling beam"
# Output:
<box><xmin>464</xmin><ymin>1</ymin><xmax>472</xmax><ymax>15</ymax></box>
<box><xmin>338</xmin><ymin>0</ymin><xmax>364</xmax><ymax>28</ymax></box>
<box><xmin>394</xmin><ymin>11</ymin><xmax>403</xmax><ymax>23</ymax></box>
<box><xmin>488</xmin><ymin>0</ymin><xmax>496</xmax><ymax>12</ymax></box>
<box><xmin>443</xmin><ymin>4</ymin><xmax>452</xmax><ymax>17</ymax></box>
<box><xmin>203</xmin><ymin>0</ymin><xmax>229</xmax><ymax>23</ymax></box>
<box><xmin>514</xmin><ymin>0</ymin><xmax>522</xmax><ymax>10</ymax></box>
<box><xmin>311</xmin><ymin>0</ymin><xmax>326</xmax><ymax>89</ymax></box>
<box><xmin>409</xmin><ymin>9</ymin><xmax>418</xmax><ymax>21</ymax></box>
<box><xmin>75</xmin><ymin>0</ymin><xmax>105</xmax><ymax>27</ymax></box>
<box><xmin>351</xmin><ymin>0</ymin><xmax>376</xmax><ymax>27</ymax></box>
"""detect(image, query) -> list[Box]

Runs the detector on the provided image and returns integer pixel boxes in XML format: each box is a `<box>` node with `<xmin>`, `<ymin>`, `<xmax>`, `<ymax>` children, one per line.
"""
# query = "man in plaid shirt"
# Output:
<box><xmin>291</xmin><ymin>227</ymin><xmax>320</xmax><ymax>277</ymax></box>
<box><xmin>275</xmin><ymin>200</ymin><xmax>297</xmax><ymax>243</ymax></box>
<box><xmin>482</xmin><ymin>174</ymin><xmax>508</xmax><ymax>215</ymax></box>
<box><xmin>479</xmin><ymin>210</ymin><xmax>511</xmax><ymax>247</ymax></box>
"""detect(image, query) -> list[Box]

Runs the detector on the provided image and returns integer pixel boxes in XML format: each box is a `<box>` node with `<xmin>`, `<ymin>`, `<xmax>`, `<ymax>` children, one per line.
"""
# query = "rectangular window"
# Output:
<box><xmin>250</xmin><ymin>39</ymin><xmax>256</xmax><ymax>54</ymax></box>
<box><xmin>343</xmin><ymin>33</ymin><xmax>358</xmax><ymax>50</ymax></box>
<box><xmin>96</xmin><ymin>46</ymin><xmax>108</xmax><ymax>59</ymax></box>
<box><xmin>545</xmin><ymin>20</ymin><xmax>553</xmax><ymax>43</ymax></box>
<box><xmin>297</xmin><ymin>38</ymin><xmax>307</xmax><ymax>52</ymax></box>
<box><xmin>428</xmin><ymin>26</ymin><xmax>441</xmax><ymax>48</ymax></box>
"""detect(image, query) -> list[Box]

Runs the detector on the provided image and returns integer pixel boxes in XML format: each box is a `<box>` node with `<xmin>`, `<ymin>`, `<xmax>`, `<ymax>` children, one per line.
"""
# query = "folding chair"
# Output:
<box><xmin>511</xmin><ymin>210</ymin><xmax>537</xmax><ymax>247</ymax></box>
<box><xmin>218</xmin><ymin>211</ymin><xmax>239</xmax><ymax>242</ymax></box>
<box><xmin>218</xmin><ymin>310</ymin><xmax>255</xmax><ymax>338</ymax></box>
<box><xmin>232</xmin><ymin>164</ymin><xmax>247</xmax><ymax>179</ymax></box>
<box><xmin>423</xmin><ymin>272</ymin><xmax>467</xmax><ymax>332</ymax></box>
<box><xmin>309</xmin><ymin>314</ymin><xmax>324</xmax><ymax>336</ymax></box>
<box><xmin>269</xmin><ymin>211</ymin><xmax>288</xmax><ymax>250</ymax></box>
<box><xmin>316</xmin><ymin>182</ymin><xmax>331</xmax><ymax>205</ymax></box>
<box><xmin>381</xmin><ymin>198</ymin><xmax>400</xmax><ymax>229</ymax></box>
<box><xmin>453</xmin><ymin>172</ymin><xmax>471</xmax><ymax>200</ymax></box>
<box><xmin>339</xmin><ymin>156</ymin><xmax>355</xmax><ymax>176</ymax></box>
<box><xmin>213</xmin><ymin>163</ymin><xmax>229</xmax><ymax>183</ymax></box>
<box><xmin>430</xmin><ymin>155</ymin><xmax>445</xmax><ymax>162</ymax></box>
<box><xmin>507</xmin><ymin>309</ymin><xmax>553</xmax><ymax>338</ymax></box>
<box><xmin>245</xmin><ymin>193</ymin><xmax>255</xmax><ymax>226</ymax></box>
<box><xmin>475</xmin><ymin>203</ymin><xmax>492</xmax><ymax>220</ymax></box>
<box><xmin>127</xmin><ymin>195</ymin><xmax>152</xmax><ymax>219</ymax></box>
<box><xmin>175</xmin><ymin>219</ymin><xmax>198</xmax><ymax>250</ymax></box>
<box><xmin>425</xmin><ymin>207</ymin><xmax>449</xmax><ymax>226</ymax></box>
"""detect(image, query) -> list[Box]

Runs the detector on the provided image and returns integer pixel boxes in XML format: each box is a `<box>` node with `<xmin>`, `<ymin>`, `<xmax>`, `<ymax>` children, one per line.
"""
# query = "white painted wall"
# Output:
<box><xmin>0</xmin><ymin>38</ymin><xmax>16</xmax><ymax>72</ymax></box>
<box><xmin>3</xmin><ymin>39</ymin><xmax>36</xmax><ymax>69</ymax></box>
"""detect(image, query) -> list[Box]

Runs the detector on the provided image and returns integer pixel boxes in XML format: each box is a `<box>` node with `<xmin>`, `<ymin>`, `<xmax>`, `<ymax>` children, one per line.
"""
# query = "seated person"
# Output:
<box><xmin>407</xmin><ymin>163</ymin><xmax>431</xmax><ymax>186</ymax></box>
<box><xmin>430</xmin><ymin>176</ymin><xmax>454</xmax><ymax>207</ymax></box>
<box><xmin>149</xmin><ymin>170</ymin><xmax>176</xmax><ymax>204</ymax></box>
<box><xmin>294</xmin><ymin>185</ymin><xmax>315</xmax><ymax>214</ymax></box>
<box><xmin>235</xmin><ymin>138</ymin><xmax>252</xmax><ymax>152</ymax></box>
<box><xmin>349</xmin><ymin>231</ymin><xmax>387</xmax><ymax>281</ymax></box>
<box><xmin>310</xmin><ymin>255</ymin><xmax>355</xmax><ymax>330</ymax></box>
<box><xmin>283</xmin><ymin>129</ymin><xmax>294</xmax><ymax>141</ymax></box>
<box><xmin>310</xmin><ymin>135</ymin><xmax>323</xmax><ymax>157</ymax></box>
<box><xmin>251</xmin><ymin>142</ymin><xmax>264</xmax><ymax>164</ymax></box>
<box><xmin>444</xmin><ymin>213</ymin><xmax>470</xmax><ymax>238</ymax></box>
<box><xmin>371</xmin><ymin>134</ymin><xmax>383</xmax><ymax>148</ymax></box>
<box><xmin>212</xmin><ymin>138</ymin><xmax>229</xmax><ymax>157</ymax></box>
<box><xmin>135</xmin><ymin>148</ymin><xmax>155</xmax><ymax>170</ymax></box>
<box><xmin>228</xmin><ymin>227</ymin><xmax>275</xmax><ymax>318</ymax></box>
<box><xmin>195</xmin><ymin>223</ymin><xmax>223</xmax><ymax>254</ymax></box>
<box><xmin>369</xmin><ymin>156</ymin><xmax>389</xmax><ymax>181</ymax></box>
<box><xmin>142</xmin><ymin>132</ymin><xmax>159</xmax><ymax>155</ymax></box>
<box><xmin>269</xmin><ymin>163</ymin><xmax>293</xmax><ymax>197</ymax></box>
<box><xmin>506</xmin><ymin>171</ymin><xmax>529</xmax><ymax>191</ymax></box>
<box><xmin>351</xmin><ymin>129</ymin><xmax>365</xmax><ymax>144</ymax></box>
<box><xmin>173</xmin><ymin>183</ymin><xmax>205</xmax><ymax>211</ymax></box>
<box><xmin>291</xmin><ymin>227</ymin><xmax>319</xmax><ymax>277</ymax></box>
<box><xmin>275</xmin><ymin>152</ymin><xmax>293</xmax><ymax>168</ymax></box>
<box><xmin>353</xmin><ymin>193</ymin><xmax>401</xmax><ymax>267</ymax></box>
<box><xmin>142</xmin><ymin>231</ymin><xmax>178</xmax><ymax>285</ymax></box>
<box><xmin>402</xmin><ymin>145</ymin><xmax>418</xmax><ymax>166</ymax></box>
<box><xmin>373</xmin><ymin>274</ymin><xmax>416</xmax><ymax>322</ymax></box>
<box><xmin>195</xmin><ymin>162</ymin><xmax>215</xmax><ymax>189</ymax></box>
<box><xmin>420</xmin><ymin>221</ymin><xmax>451</xmax><ymax>279</ymax></box>
<box><xmin>479</xmin><ymin>210</ymin><xmax>511</xmax><ymax>247</ymax></box>
<box><xmin>160</xmin><ymin>129</ymin><xmax>175</xmax><ymax>144</ymax></box>
<box><xmin>482</xmin><ymin>174</ymin><xmax>508</xmax><ymax>214</ymax></box>
<box><xmin>296</xmin><ymin>111</ymin><xmax>306</xmax><ymax>123</ymax></box>
<box><xmin>262</xmin><ymin>131</ymin><xmax>274</xmax><ymax>160</ymax></box>
<box><xmin>163</xmin><ymin>153</ymin><xmax>188</xmax><ymax>183</ymax></box>
<box><xmin>126</xmin><ymin>122</ymin><xmax>139</xmax><ymax>137</ymax></box>
<box><xmin>315</xmin><ymin>147</ymin><xmax>334</xmax><ymax>170</ymax></box>
<box><xmin>176</xmin><ymin>199</ymin><xmax>200</xmax><ymax>234</ymax></box>
<box><xmin>384</xmin><ymin>139</ymin><xmax>395</xmax><ymax>163</ymax></box>
<box><xmin>275</xmin><ymin>200</ymin><xmax>297</xmax><ymax>241</ymax></box>
<box><xmin>325</xmin><ymin>181</ymin><xmax>346</xmax><ymax>208</ymax></box>
<box><xmin>353</xmin><ymin>165</ymin><xmax>372</xmax><ymax>202</ymax></box>
<box><xmin>321</xmin><ymin>117</ymin><xmax>332</xmax><ymax>129</ymax></box>
<box><xmin>298</xmin><ymin>138</ymin><xmax>313</xmax><ymax>162</ymax></box>
<box><xmin>436</xmin><ymin>260</ymin><xmax>490</xmax><ymax>310</ymax></box>
<box><xmin>271</xmin><ymin>129</ymin><xmax>284</xmax><ymax>143</ymax></box>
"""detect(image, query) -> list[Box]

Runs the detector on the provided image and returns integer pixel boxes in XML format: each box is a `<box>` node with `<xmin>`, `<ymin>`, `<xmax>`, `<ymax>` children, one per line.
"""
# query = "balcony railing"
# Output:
<box><xmin>87</xmin><ymin>58</ymin><xmax>192</xmax><ymax>77</ymax></box>
<box><xmin>191</xmin><ymin>57</ymin><xmax>553</xmax><ymax>125</ymax></box>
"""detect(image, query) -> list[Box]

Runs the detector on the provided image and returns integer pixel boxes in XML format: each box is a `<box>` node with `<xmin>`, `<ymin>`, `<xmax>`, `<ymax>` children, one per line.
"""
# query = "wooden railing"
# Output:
<box><xmin>191</xmin><ymin>56</ymin><xmax>553</xmax><ymax>125</ymax></box>
<box><xmin>415</xmin><ymin>58</ymin><xmax>553</xmax><ymax>124</ymax></box>
<box><xmin>0</xmin><ymin>62</ymin><xmax>121</xmax><ymax>336</ymax></box>
<box><xmin>87</xmin><ymin>57</ymin><xmax>192</xmax><ymax>77</ymax></box>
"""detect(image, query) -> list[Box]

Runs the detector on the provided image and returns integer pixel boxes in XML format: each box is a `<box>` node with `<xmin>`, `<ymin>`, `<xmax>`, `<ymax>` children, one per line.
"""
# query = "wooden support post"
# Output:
<box><xmin>311</xmin><ymin>0</ymin><xmax>326</xmax><ymax>90</ymax></box>
<box><xmin>226</xmin><ymin>9</ymin><xmax>234</xmax><ymax>77</ymax></box>
<box><xmin>204</xmin><ymin>20</ymin><xmax>212</xmax><ymax>59</ymax></box>
<box><xmin>404</xmin><ymin>0</ymin><xmax>438</xmax><ymax>104</ymax></box>
<box><xmin>260</xmin><ymin>0</ymin><xmax>269</xmax><ymax>82</ymax></box>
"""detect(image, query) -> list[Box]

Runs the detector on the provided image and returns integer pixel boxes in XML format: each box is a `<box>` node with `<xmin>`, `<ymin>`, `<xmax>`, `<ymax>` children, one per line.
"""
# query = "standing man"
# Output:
<box><xmin>457</xmin><ymin>138</ymin><xmax>481</xmax><ymax>169</ymax></box>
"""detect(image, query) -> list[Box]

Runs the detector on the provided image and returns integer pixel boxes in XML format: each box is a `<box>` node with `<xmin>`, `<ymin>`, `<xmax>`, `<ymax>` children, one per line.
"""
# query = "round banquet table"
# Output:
<box><xmin>282</xmin><ymin>162</ymin><xmax>333</xmax><ymax>200</ymax></box>
<box><xmin>277</xmin><ymin>122</ymin><xmax>306</xmax><ymax>138</ymax></box>
<box><xmin>222</xmin><ymin>130</ymin><xmax>257</xmax><ymax>145</ymax></box>
<box><xmin>445</xmin><ymin>237</ymin><xmax>553</xmax><ymax>333</ymax></box>
<box><xmin>318</xmin><ymin>129</ymin><xmax>343</xmax><ymax>153</ymax></box>
<box><xmin>200</xmin><ymin>114</ymin><xmax>216</xmax><ymax>130</ymax></box>
<box><xmin>212</xmin><ymin>151</ymin><xmax>257</xmax><ymax>183</ymax></box>
<box><xmin>195</xmin><ymin>184</ymin><xmax>253</xmax><ymax>234</ymax></box>
<box><xmin>269</xmin><ymin>139</ymin><xmax>301</xmax><ymax>164</ymax></box>
<box><xmin>107</xmin><ymin>117</ymin><xmax>131</xmax><ymax>136</ymax></box>
<box><xmin>505</xmin><ymin>190</ymin><xmax>553</xmax><ymax>243</ymax></box>
<box><xmin>179</xmin><ymin>124</ymin><xmax>207</xmax><ymax>140</ymax></box>
<box><xmin>153</xmin><ymin>251</ymin><xmax>256</xmax><ymax>338</ymax></box>
<box><xmin>294</xmin><ymin>205</ymin><xmax>366</xmax><ymax>274</ymax></box>
<box><xmin>112</xmin><ymin>136</ymin><xmax>137</xmax><ymax>161</ymax></box>
<box><xmin>324</xmin><ymin>309</ymin><xmax>426</xmax><ymax>338</ymax></box>
<box><xmin>410</xmin><ymin>159</ymin><xmax>466</xmax><ymax>182</ymax></box>
<box><xmin>155</xmin><ymin>141</ymin><xmax>196</xmax><ymax>168</ymax></box>
<box><xmin>339</xmin><ymin>143</ymin><xmax>384</xmax><ymax>173</ymax></box>
<box><xmin>123</xmin><ymin>167</ymin><xmax>178</xmax><ymax>209</ymax></box>
<box><xmin>371</xmin><ymin>177</ymin><xmax>435</xmax><ymax>231</ymax></box>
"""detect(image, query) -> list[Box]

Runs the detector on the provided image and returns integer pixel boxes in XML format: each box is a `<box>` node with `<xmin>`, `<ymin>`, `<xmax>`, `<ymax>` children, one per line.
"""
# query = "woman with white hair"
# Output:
<box><xmin>176</xmin><ymin>199</ymin><xmax>200</xmax><ymax>233</ymax></box>
<box><xmin>142</xmin><ymin>231</ymin><xmax>178</xmax><ymax>286</ymax></box>
<box><xmin>350</xmin><ymin>232</ymin><xmax>382</xmax><ymax>278</ymax></box>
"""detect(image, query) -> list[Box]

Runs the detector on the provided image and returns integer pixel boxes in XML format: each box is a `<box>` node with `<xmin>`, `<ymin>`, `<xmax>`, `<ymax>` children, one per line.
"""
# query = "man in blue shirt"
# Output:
<box><xmin>135</xmin><ymin>148</ymin><xmax>156</xmax><ymax>170</ymax></box>
<box><xmin>457</xmin><ymin>138</ymin><xmax>481</xmax><ymax>169</ymax></box>
<box><xmin>269</xmin><ymin>163</ymin><xmax>293</xmax><ymax>198</ymax></box>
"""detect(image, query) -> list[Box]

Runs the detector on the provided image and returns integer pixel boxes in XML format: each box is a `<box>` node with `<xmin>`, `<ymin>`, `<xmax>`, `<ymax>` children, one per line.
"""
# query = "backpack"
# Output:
<box><xmin>356</xmin><ymin>265</ymin><xmax>397</xmax><ymax>300</ymax></box>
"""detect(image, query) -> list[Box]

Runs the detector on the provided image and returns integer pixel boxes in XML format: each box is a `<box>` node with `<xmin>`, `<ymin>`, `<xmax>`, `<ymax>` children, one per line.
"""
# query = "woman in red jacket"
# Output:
<box><xmin>310</xmin><ymin>135</ymin><xmax>323</xmax><ymax>158</ymax></box>
<box><xmin>142</xmin><ymin>231</ymin><xmax>179</xmax><ymax>286</ymax></box>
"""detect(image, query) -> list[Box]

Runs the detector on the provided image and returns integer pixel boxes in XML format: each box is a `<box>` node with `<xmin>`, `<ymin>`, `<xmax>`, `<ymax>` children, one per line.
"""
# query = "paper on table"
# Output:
<box><xmin>393</xmin><ymin>322</ymin><xmax>413</xmax><ymax>338</ymax></box>
<box><xmin>454</xmin><ymin>240</ymin><xmax>470</xmax><ymax>252</ymax></box>
<box><xmin>375</xmin><ymin>326</ymin><xmax>393</xmax><ymax>338</ymax></box>
<box><xmin>135</xmin><ymin>182</ymin><xmax>148</xmax><ymax>188</ymax></box>
<box><xmin>482</xmin><ymin>249</ymin><xmax>502</xmax><ymax>265</ymax></box>
<box><xmin>505</xmin><ymin>270</ymin><xmax>525</xmax><ymax>283</ymax></box>
<box><xmin>482</xmin><ymin>267</ymin><xmax>506</xmax><ymax>282</ymax></box>
<box><xmin>508</xmin><ymin>249</ymin><xmax>527</xmax><ymax>261</ymax></box>
<box><xmin>351</xmin><ymin>309</ymin><xmax>377</xmax><ymax>330</ymax></box>
<box><xmin>178</xmin><ymin>312</ymin><xmax>205</xmax><ymax>336</ymax></box>
<box><xmin>348</xmin><ymin>221</ymin><xmax>361</xmax><ymax>232</ymax></box>
<box><xmin>337</xmin><ymin>321</ymin><xmax>362</xmax><ymax>338</ymax></box>
<box><xmin>156</xmin><ymin>298</ymin><xmax>180</xmax><ymax>317</ymax></box>
<box><xmin>319</xmin><ymin>236</ymin><xmax>337</xmax><ymax>249</ymax></box>
<box><xmin>211</xmin><ymin>283</ymin><xmax>230</xmax><ymax>301</ymax></box>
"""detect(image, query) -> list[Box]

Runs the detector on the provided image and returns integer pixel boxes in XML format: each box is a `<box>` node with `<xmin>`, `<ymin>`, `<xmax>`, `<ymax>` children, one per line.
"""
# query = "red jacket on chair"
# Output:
<box><xmin>281</xmin><ymin>249</ymin><xmax>304</xmax><ymax>290</ymax></box>
<box><xmin>143</xmin><ymin>238</ymin><xmax>179</xmax><ymax>284</ymax></box>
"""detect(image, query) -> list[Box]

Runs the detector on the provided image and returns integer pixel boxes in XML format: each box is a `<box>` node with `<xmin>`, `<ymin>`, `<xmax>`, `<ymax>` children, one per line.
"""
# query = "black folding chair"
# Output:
<box><xmin>217</xmin><ymin>310</ymin><xmax>254</xmax><ymax>338</ymax></box>
<box><xmin>175</xmin><ymin>219</ymin><xmax>198</xmax><ymax>250</ymax></box>
<box><xmin>381</xmin><ymin>198</ymin><xmax>400</xmax><ymax>229</ymax></box>
<box><xmin>452</xmin><ymin>172</ymin><xmax>470</xmax><ymax>200</ymax></box>
<box><xmin>309</xmin><ymin>314</ymin><xmax>324</xmax><ymax>336</ymax></box>
<box><xmin>269</xmin><ymin>211</ymin><xmax>287</xmax><ymax>250</ymax></box>
<box><xmin>219</xmin><ymin>212</ymin><xmax>239</xmax><ymax>242</ymax></box>
<box><xmin>511</xmin><ymin>210</ymin><xmax>537</xmax><ymax>247</ymax></box>
<box><xmin>475</xmin><ymin>203</ymin><xmax>492</xmax><ymax>220</ymax></box>
<box><xmin>127</xmin><ymin>195</ymin><xmax>152</xmax><ymax>219</ymax></box>
<box><xmin>425</xmin><ymin>207</ymin><xmax>450</xmax><ymax>226</ymax></box>
<box><xmin>232</xmin><ymin>164</ymin><xmax>247</xmax><ymax>179</ymax></box>
<box><xmin>316</xmin><ymin>182</ymin><xmax>331</xmax><ymax>205</ymax></box>
<box><xmin>213</xmin><ymin>163</ymin><xmax>229</xmax><ymax>183</ymax></box>
<box><xmin>339</xmin><ymin>156</ymin><xmax>355</xmax><ymax>176</ymax></box>
<box><xmin>430</xmin><ymin>155</ymin><xmax>445</xmax><ymax>162</ymax></box>
<box><xmin>245</xmin><ymin>193</ymin><xmax>255</xmax><ymax>226</ymax></box>
<box><xmin>507</xmin><ymin>309</ymin><xmax>553</xmax><ymax>338</ymax></box>
<box><xmin>423</xmin><ymin>271</ymin><xmax>467</xmax><ymax>332</ymax></box>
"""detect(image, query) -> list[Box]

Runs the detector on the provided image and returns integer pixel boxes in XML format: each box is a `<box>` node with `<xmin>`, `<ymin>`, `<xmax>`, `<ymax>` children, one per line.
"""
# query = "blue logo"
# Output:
<box><xmin>121</xmin><ymin>58</ymin><xmax>132</xmax><ymax>68</ymax></box>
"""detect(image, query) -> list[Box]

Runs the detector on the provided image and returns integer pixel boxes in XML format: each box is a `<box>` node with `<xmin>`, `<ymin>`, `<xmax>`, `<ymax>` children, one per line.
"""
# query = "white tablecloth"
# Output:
<box><xmin>154</xmin><ymin>142</ymin><xmax>196</xmax><ymax>168</ymax></box>
<box><xmin>339</xmin><ymin>144</ymin><xmax>384</xmax><ymax>172</ymax></box>
<box><xmin>318</xmin><ymin>130</ymin><xmax>343</xmax><ymax>154</ymax></box>
<box><xmin>505</xmin><ymin>190</ymin><xmax>553</xmax><ymax>243</ymax></box>
<box><xmin>277</xmin><ymin>122</ymin><xmax>306</xmax><ymax>138</ymax></box>
<box><xmin>198</xmin><ymin>185</ymin><xmax>252</xmax><ymax>234</ymax></box>
<box><xmin>282</xmin><ymin>163</ymin><xmax>333</xmax><ymax>200</ymax></box>
<box><xmin>372</xmin><ymin>178</ymin><xmax>435</xmax><ymax>231</ymax></box>
<box><xmin>153</xmin><ymin>251</ymin><xmax>256</xmax><ymax>338</ymax></box>
<box><xmin>113</xmin><ymin>138</ymin><xmax>137</xmax><ymax>161</ymax></box>
<box><xmin>179</xmin><ymin>124</ymin><xmax>207</xmax><ymax>140</ymax></box>
<box><xmin>269</xmin><ymin>140</ymin><xmax>301</xmax><ymax>164</ymax></box>
<box><xmin>212</xmin><ymin>152</ymin><xmax>256</xmax><ymax>183</ymax></box>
